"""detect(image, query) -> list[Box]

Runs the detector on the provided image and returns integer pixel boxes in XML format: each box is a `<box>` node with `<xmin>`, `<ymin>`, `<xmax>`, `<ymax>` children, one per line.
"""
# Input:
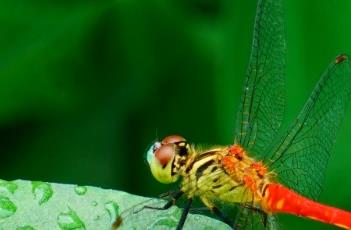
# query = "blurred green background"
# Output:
<box><xmin>1</xmin><ymin>0</ymin><xmax>351</xmax><ymax>229</ymax></box>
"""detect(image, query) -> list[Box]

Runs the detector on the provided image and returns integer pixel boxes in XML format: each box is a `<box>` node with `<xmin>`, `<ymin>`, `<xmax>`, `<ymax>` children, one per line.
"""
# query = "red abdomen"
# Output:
<box><xmin>262</xmin><ymin>183</ymin><xmax>351</xmax><ymax>229</ymax></box>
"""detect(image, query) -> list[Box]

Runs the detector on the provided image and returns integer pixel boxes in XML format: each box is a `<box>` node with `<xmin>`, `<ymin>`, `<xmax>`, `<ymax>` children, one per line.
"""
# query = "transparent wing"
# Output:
<box><xmin>268</xmin><ymin>55</ymin><xmax>351</xmax><ymax>199</ymax></box>
<box><xmin>234</xmin><ymin>0</ymin><xmax>286</xmax><ymax>156</ymax></box>
<box><xmin>232</xmin><ymin>186</ymin><xmax>279</xmax><ymax>230</ymax></box>
<box><xmin>235</xmin><ymin>207</ymin><xmax>279</xmax><ymax>230</ymax></box>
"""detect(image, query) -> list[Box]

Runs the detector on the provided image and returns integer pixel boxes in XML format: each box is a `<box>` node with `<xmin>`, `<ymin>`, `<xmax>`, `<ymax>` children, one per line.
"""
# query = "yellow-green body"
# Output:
<box><xmin>176</xmin><ymin>145</ymin><xmax>275</xmax><ymax>209</ymax></box>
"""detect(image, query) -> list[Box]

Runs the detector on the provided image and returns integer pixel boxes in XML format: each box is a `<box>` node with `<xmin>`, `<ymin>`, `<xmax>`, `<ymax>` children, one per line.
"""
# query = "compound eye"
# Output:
<box><xmin>154</xmin><ymin>144</ymin><xmax>175</xmax><ymax>167</ymax></box>
<box><xmin>161</xmin><ymin>135</ymin><xmax>186</xmax><ymax>145</ymax></box>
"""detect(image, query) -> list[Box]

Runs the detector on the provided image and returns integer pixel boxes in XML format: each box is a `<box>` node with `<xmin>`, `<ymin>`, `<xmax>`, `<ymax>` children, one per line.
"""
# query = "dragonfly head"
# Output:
<box><xmin>147</xmin><ymin>135</ymin><xmax>188</xmax><ymax>184</ymax></box>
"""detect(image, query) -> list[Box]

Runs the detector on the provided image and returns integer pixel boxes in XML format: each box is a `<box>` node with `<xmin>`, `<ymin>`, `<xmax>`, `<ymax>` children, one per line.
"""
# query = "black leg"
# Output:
<box><xmin>212</xmin><ymin>207</ymin><xmax>235</xmax><ymax>229</ymax></box>
<box><xmin>141</xmin><ymin>191</ymin><xmax>183</xmax><ymax>211</ymax></box>
<box><xmin>159</xmin><ymin>190</ymin><xmax>181</xmax><ymax>199</ymax></box>
<box><xmin>262</xmin><ymin>212</ymin><xmax>268</xmax><ymax>229</ymax></box>
<box><xmin>176</xmin><ymin>198</ymin><xmax>193</xmax><ymax>230</ymax></box>
<box><xmin>114</xmin><ymin>191</ymin><xmax>183</xmax><ymax>229</ymax></box>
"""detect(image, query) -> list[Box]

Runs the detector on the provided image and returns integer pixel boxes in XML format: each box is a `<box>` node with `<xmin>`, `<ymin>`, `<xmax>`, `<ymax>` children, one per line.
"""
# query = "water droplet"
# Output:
<box><xmin>91</xmin><ymin>201</ymin><xmax>98</xmax><ymax>206</ymax></box>
<box><xmin>104</xmin><ymin>201</ymin><xmax>119</xmax><ymax>223</ymax></box>
<box><xmin>31</xmin><ymin>181</ymin><xmax>53</xmax><ymax>205</ymax></box>
<box><xmin>0</xmin><ymin>179</ymin><xmax>18</xmax><ymax>194</ymax></box>
<box><xmin>74</xmin><ymin>186</ymin><xmax>87</xmax><ymax>196</ymax></box>
<box><xmin>57</xmin><ymin>208</ymin><xmax>85</xmax><ymax>230</ymax></box>
<box><xmin>16</xmin><ymin>226</ymin><xmax>36</xmax><ymax>230</ymax></box>
<box><xmin>0</xmin><ymin>195</ymin><xmax>17</xmax><ymax>219</ymax></box>
<box><xmin>152</xmin><ymin>218</ymin><xmax>178</xmax><ymax>228</ymax></box>
<box><xmin>147</xmin><ymin>207</ymin><xmax>180</xmax><ymax>228</ymax></box>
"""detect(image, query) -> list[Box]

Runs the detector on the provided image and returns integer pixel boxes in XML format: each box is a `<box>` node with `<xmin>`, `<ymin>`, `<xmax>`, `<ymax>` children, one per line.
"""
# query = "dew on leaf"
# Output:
<box><xmin>91</xmin><ymin>201</ymin><xmax>98</xmax><ymax>206</ymax></box>
<box><xmin>104</xmin><ymin>201</ymin><xmax>119</xmax><ymax>223</ymax></box>
<box><xmin>57</xmin><ymin>208</ymin><xmax>86</xmax><ymax>230</ymax></box>
<box><xmin>150</xmin><ymin>218</ymin><xmax>178</xmax><ymax>228</ymax></box>
<box><xmin>0</xmin><ymin>179</ymin><xmax>18</xmax><ymax>194</ymax></box>
<box><xmin>0</xmin><ymin>195</ymin><xmax>17</xmax><ymax>219</ymax></box>
<box><xmin>31</xmin><ymin>181</ymin><xmax>53</xmax><ymax>205</ymax></box>
<box><xmin>150</xmin><ymin>207</ymin><xmax>180</xmax><ymax>228</ymax></box>
<box><xmin>74</xmin><ymin>186</ymin><xmax>87</xmax><ymax>196</ymax></box>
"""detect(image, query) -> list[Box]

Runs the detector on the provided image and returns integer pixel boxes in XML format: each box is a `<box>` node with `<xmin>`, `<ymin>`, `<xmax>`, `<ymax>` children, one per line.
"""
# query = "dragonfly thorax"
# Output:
<box><xmin>179</xmin><ymin>145</ymin><xmax>274</xmax><ymax>205</ymax></box>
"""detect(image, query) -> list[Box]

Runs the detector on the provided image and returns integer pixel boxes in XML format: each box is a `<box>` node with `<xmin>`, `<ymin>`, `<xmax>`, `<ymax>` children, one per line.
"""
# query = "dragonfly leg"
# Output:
<box><xmin>212</xmin><ymin>206</ymin><xmax>235</xmax><ymax>229</ymax></box>
<box><xmin>263</xmin><ymin>214</ymin><xmax>268</xmax><ymax>229</ymax></box>
<box><xmin>142</xmin><ymin>190</ymin><xmax>183</xmax><ymax>211</ymax></box>
<box><xmin>176</xmin><ymin>198</ymin><xmax>193</xmax><ymax>230</ymax></box>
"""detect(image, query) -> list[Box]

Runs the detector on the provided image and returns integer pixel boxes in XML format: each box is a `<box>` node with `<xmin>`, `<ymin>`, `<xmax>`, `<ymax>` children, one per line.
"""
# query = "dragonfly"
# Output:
<box><xmin>116</xmin><ymin>0</ymin><xmax>351</xmax><ymax>229</ymax></box>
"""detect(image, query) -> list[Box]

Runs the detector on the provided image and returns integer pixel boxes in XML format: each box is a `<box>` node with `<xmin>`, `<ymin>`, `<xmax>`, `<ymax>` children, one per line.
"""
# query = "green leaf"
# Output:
<box><xmin>0</xmin><ymin>179</ymin><xmax>230</xmax><ymax>230</ymax></box>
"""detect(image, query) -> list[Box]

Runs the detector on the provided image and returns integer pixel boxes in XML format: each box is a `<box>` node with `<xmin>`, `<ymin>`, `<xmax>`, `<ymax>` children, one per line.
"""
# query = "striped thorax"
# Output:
<box><xmin>147</xmin><ymin>135</ymin><xmax>275</xmax><ymax>209</ymax></box>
